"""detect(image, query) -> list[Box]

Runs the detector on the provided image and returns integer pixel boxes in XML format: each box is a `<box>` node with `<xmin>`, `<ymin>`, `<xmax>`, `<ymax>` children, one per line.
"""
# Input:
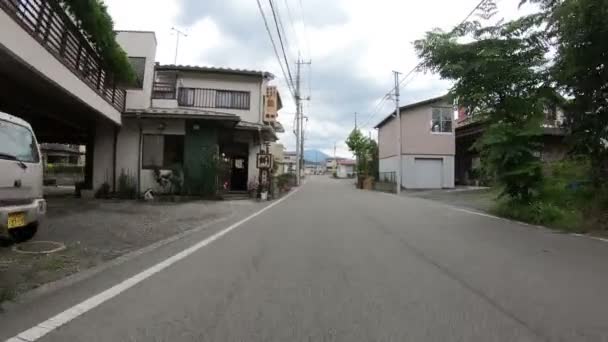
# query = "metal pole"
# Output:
<box><xmin>393</xmin><ymin>71</ymin><xmax>402</xmax><ymax>194</ymax></box>
<box><xmin>172</xmin><ymin>27</ymin><xmax>188</xmax><ymax>64</ymax></box>
<box><xmin>333</xmin><ymin>141</ymin><xmax>337</xmax><ymax>175</ymax></box>
<box><xmin>295</xmin><ymin>58</ymin><xmax>301</xmax><ymax>185</ymax></box>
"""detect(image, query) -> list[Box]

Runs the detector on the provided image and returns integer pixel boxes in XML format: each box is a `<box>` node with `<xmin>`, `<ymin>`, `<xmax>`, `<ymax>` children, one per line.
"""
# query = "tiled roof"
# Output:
<box><xmin>123</xmin><ymin>107</ymin><xmax>240</xmax><ymax>121</ymax></box>
<box><xmin>156</xmin><ymin>64</ymin><xmax>275</xmax><ymax>79</ymax></box>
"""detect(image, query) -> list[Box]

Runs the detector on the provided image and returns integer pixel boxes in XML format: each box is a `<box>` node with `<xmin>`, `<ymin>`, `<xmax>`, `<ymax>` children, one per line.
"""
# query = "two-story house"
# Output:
<box><xmin>92</xmin><ymin>31</ymin><xmax>281</xmax><ymax>196</ymax></box>
<box><xmin>375</xmin><ymin>95</ymin><xmax>455</xmax><ymax>189</ymax></box>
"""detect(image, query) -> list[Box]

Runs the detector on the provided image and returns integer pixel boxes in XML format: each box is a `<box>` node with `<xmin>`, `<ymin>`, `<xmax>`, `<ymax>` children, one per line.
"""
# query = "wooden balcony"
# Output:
<box><xmin>0</xmin><ymin>0</ymin><xmax>126</xmax><ymax>111</ymax></box>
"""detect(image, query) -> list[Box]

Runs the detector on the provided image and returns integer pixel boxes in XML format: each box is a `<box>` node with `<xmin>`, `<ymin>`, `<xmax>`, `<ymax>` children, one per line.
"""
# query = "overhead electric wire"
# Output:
<box><xmin>268</xmin><ymin>0</ymin><xmax>296</xmax><ymax>96</ymax></box>
<box><xmin>282</xmin><ymin>0</ymin><xmax>301</xmax><ymax>56</ymax></box>
<box><xmin>256</xmin><ymin>0</ymin><xmax>296</xmax><ymax>98</ymax></box>
<box><xmin>297</xmin><ymin>0</ymin><xmax>311</xmax><ymax>58</ymax></box>
<box><xmin>358</xmin><ymin>0</ymin><xmax>491</xmax><ymax>130</ymax></box>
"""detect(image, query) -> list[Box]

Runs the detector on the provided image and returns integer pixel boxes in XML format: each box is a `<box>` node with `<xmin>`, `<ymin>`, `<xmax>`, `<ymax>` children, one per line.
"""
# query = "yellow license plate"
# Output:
<box><xmin>8</xmin><ymin>212</ymin><xmax>26</xmax><ymax>229</ymax></box>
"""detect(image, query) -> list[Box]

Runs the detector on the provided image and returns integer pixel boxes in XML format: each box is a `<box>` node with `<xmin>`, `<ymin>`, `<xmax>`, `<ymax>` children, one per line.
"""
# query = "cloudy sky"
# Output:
<box><xmin>105</xmin><ymin>0</ymin><xmax>529</xmax><ymax>157</ymax></box>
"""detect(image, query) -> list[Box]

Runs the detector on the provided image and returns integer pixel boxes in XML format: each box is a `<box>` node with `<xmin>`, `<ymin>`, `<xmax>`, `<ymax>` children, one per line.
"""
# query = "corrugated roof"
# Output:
<box><xmin>156</xmin><ymin>64</ymin><xmax>275</xmax><ymax>79</ymax></box>
<box><xmin>374</xmin><ymin>94</ymin><xmax>450</xmax><ymax>129</ymax></box>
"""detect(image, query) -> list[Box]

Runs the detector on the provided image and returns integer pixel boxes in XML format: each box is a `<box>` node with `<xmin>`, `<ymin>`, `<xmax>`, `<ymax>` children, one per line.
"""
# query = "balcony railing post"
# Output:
<box><xmin>96</xmin><ymin>65</ymin><xmax>103</xmax><ymax>90</ymax></box>
<box><xmin>75</xmin><ymin>44</ymin><xmax>83</xmax><ymax>70</ymax></box>
<box><xmin>111</xmin><ymin>80</ymin><xmax>116</xmax><ymax>104</ymax></box>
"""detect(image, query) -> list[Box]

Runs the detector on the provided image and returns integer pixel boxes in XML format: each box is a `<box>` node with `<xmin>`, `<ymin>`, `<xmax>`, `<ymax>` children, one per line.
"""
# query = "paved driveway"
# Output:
<box><xmin>2</xmin><ymin>176</ymin><xmax>608</xmax><ymax>341</ymax></box>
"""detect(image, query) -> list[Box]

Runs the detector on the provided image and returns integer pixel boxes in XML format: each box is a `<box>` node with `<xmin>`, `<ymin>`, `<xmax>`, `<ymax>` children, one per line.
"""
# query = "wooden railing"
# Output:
<box><xmin>0</xmin><ymin>0</ymin><xmax>126</xmax><ymax>111</ymax></box>
<box><xmin>152</xmin><ymin>82</ymin><xmax>176</xmax><ymax>99</ymax></box>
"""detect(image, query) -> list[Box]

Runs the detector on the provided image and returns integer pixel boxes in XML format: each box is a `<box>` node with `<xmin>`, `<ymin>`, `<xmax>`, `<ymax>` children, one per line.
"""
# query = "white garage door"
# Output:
<box><xmin>414</xmin><ymin>158</ymin><xmax>443</xmax><ymax>189</ymax></box>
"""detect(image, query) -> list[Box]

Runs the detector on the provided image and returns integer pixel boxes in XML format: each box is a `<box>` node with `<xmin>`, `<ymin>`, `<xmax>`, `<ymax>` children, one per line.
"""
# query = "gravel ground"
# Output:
<box><xmin>0</xmin><ymin>197</ymin><xmax>245</xmax><ymax>304</ymax></box>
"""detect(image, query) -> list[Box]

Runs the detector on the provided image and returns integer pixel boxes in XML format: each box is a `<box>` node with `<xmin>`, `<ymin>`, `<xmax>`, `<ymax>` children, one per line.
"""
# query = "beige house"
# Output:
<box><xmin>91</xmin><ymin>31</ymin><xmax>281</xmax><ymax>195</ymax></box>
<box><xmin>375</xmin><ymin>95</ymin><xmax>455</xmax><ymax>189</ymax></box>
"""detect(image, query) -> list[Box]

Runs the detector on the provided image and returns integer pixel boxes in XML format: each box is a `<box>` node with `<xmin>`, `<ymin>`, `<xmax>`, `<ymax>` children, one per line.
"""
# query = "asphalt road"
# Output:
<box><xmin>5</xmin><ymin>176</ymin><xmax>608</xmax><ymax>341</ymax></box>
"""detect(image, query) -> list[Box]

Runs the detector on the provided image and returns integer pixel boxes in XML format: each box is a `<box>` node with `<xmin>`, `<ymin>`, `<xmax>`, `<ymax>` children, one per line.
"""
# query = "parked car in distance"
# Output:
<box><xmin>0</xmin><ymin>111</ymin><xmax>46</xmax><ymax>242</ymax></box>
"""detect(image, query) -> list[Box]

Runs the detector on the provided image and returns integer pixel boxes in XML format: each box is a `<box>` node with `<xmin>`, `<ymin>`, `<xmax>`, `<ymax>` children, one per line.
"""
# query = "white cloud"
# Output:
<box><xmin>106</xmin><ymin>0</ymin><xmax>532</xmax><ymax>153</ymax></box>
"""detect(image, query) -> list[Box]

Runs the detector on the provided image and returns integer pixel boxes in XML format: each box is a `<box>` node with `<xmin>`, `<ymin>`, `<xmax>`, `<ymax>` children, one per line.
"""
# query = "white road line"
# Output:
<box><xmin>571</xmin><ymin>233</ymin><xmax>608</xmax><ymax>243</ymax></box>
<box><xmin>5</xmin><ymin>187</ymin><xmax>302</xmax><ymax>342</ymax></box>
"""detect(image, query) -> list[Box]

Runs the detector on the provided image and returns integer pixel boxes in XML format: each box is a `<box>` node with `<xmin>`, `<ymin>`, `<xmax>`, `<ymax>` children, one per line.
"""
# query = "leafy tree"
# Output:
<box><xmin>525</xmin><ymin>0</ymin><xmax>608</xmax><ymax>187</ymax></box>
<box><xmin>61</xmin><ymin>0</ymin><xmax>135</xmax><ymax>84</ymax></box>
<box><xmin>367</xmin><ymin>139</ymin><xmax>379</xmax><ymax>179</ymax></box>
<box><xmin>346</xmin><ymin>128</ymin><xmax>376</xmax><ymax>176</ymax></box>
<box><xmin>414</xmin><ymin>4</ymin><xmax>549</xmax><ymax>201</ymax></box>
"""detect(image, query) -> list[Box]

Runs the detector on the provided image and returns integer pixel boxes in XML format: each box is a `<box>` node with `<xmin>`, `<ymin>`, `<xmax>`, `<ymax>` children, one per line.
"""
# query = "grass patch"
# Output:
<box><xmin>490</xmin><ymin>158</ymin><xmax>606</xmax><ymax>233</ymax></box>
<box><xmin>492</xmin><ymin>199</ymin><xmax>584</xmax><ymax>232</ymax></box>
<box><xmin>0</xmin><ymin>287</ymin><xmax>16</xmax><ymax>303</ymax></box>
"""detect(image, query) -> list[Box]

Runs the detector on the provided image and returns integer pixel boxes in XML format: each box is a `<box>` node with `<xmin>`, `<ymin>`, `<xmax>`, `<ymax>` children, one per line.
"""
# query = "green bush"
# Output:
<box><xmin>117</xmin><ymin>169</ymin><xmax>137</xmax><ymax>199</ymax></box>
<box><xmin>95</xmin><ymin>182</ymin><xmax>111</xmax><ymax>199</ymax></box>
<box><xmin>491</xmin><ymin>158</ymin><xmax>593</xmax><ymax>231</ymax></box>
<box><xmin>45</xmin><ymin>164</ymin><xmax>84</xmax><ymax>174</ymax></box>
<box><xmin>276</xmin><ymin>173</ymin><xmax>296</xmax><ymax>189</ymax></box>
<box><xmin>60</xmin><ymin>0</ymin><xmax>135</xmax><ymax>84</ymax></box>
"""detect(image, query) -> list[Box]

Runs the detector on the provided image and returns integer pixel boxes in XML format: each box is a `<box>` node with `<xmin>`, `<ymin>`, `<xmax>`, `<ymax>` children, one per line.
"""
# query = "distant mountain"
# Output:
<box><xmin>303</xmin><ymin>149</ymin><xmax>330</xmax><ymax>163</ymax></box>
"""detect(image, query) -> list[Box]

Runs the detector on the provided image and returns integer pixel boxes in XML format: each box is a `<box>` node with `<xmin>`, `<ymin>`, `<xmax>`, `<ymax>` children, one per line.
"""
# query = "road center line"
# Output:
<box><xmin>6</xmin><ymin>187</ymin><xmax>302</xmax><ymax>342</ymax></box>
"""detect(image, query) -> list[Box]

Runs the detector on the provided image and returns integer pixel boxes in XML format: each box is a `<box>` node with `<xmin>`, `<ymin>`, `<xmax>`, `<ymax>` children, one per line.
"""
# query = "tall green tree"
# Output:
<box><xmin>415</xmin><ymin>5</ymin><xmax>549</xmax><ymax>201</ymax></box>
<box><xmin>526</xmin><ymin>0</ymin><xmax>608</xmax><ymax>186</ymax></box>
<box><xmin>346</xmin><ymin>128</ymin><xmax>375</xmax><ymax>176</ymax></box>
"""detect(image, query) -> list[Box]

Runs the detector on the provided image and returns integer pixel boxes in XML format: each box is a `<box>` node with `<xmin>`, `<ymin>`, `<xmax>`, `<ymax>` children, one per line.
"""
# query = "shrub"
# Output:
<box><xmin>94</xmin><ymin>182</ymin><xmax>110</xmax><ymax>199</ymax></box>
<box><xmin>276</xmin><ymin>173</ymin><xmax>294</xmax><ymax>190</ymax></box>
<box><xmin>117</xmin><ymin>169</ymin><xmax>137</xmax><ymax>199</ymax></box>
<box><xmin>45</xmin><ymin>164</ymin><xmax>84</xmax><ymax>174</ymax></box>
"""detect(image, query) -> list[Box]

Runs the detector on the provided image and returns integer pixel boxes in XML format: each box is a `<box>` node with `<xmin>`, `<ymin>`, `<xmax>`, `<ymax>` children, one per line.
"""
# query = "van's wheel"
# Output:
<box><xmin>9</xmin><ymin>222</ymin><xmax>38</xmax><ymax>243</ymax></box>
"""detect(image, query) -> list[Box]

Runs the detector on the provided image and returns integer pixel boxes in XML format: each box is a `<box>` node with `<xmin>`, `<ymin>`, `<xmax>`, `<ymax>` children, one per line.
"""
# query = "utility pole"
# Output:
<box><xmin>295</xmin><ymin>58</ymin><xmax>311</xmax><ymax>185</ymax></box>
<box><xmin>171</xmin><ymin>27</ymin><xmax>188</xmax><ymax>64</ymax></box>
<box><xmin>295</xmin><ymin>61</ymin><xmax>302</xmax><ymax>185</ymax></box>
<box><xmin>393</xmin><ymin>71</ymin><xmax>402</xmax><ymax>194</ymax></box>
<box><xmin>333</xmin><ymin>141</ymin><xmax>337</xmax><ymax>175</ymax></box>
<box><xmin>354</xmin><ymin>112</ymin><xmax>358</xmax><ymax>129</ymax></box>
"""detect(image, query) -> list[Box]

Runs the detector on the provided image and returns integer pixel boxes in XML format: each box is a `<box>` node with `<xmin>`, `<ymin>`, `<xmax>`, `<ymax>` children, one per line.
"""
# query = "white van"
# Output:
<box><xmin>0</xmin><ymin>111</ymin><xmax>46</xmax><ymax>242</ymax></box>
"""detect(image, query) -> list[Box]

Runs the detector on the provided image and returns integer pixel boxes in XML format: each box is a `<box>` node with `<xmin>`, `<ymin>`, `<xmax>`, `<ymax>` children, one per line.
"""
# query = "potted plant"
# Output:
<box><xmin>259</xmin><ymin>183</ymin><xmax>269</xmax><ymax>201</ymax></box>
<box><xmin>247</xmin><ymin>181</ymin><xmax>259</xmax><ymax>198</ymax></box>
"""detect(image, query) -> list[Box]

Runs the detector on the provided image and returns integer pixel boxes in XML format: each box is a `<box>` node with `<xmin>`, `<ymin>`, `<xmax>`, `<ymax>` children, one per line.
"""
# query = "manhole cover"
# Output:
<box><xmin>13</xmin><ymin>241</ymin><xmax>66</xmax><ymax>254</ymax></box>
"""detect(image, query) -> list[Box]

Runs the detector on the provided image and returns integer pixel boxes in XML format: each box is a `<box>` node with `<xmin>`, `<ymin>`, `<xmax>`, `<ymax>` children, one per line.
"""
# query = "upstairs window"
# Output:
<box><xmin>128</xmin><ymin>57</ymin><xmax>146</xmax><ymax>88</ymax></box>
<box><xmin>431</xmin><ymin>107</ymin><xmax>453</xmax><ymax>133</ymax></box>
<box><xmin>215</xmin><ymin>90</ymin><xmax>250</xmax><ymax>110</ymax></box>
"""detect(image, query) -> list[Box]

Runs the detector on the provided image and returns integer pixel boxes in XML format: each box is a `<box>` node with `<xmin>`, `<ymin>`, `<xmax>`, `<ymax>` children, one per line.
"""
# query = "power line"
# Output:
<box><xmin>256</xmin><ymin>0</ymin><xmax>296</xmax><ymax>98</ymax></box>
<box><xmin>282</xmin><ymin>0</ymin><xmax>301</xmax><ymax>55</ymax></box>
<box><xmin>268</xmin><ymin>0</ymin><xmax>296</xmax><ymax>94</ymax></box>
<box><xmin>297</xmin><ymin>0</ymin><xmax>311</xmax><ymax>59</ymax></box>
<box><xmin>359</xmin><ymin>0</ymin><xmax>491</xmax><ymax>130</ymax></box>
<box><xmin>273</xmin><ymin>0</ymin><xmax>294</xmax><ymax>59</ymax></box>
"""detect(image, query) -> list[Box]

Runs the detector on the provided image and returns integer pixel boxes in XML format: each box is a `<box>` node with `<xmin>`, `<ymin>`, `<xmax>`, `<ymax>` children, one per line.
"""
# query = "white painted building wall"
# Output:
<box><xmin>93</xmin><ymin>120</ymin><xmax>116</xmax><ymax>190</ymax></box>
<box><xmin>379</xmin><ymin>155</ymin><xmax>454</xmax><ymax>189</ymax></box>
<box><xmin>115</xmin><ymin>31</ymin><xmax>157</xmax><ymax>110</ymax></box>
<box><xmin>337</xmin><ymin>164</ymin><xmax>355</xmax><ymax>178</ymax></box>
<box><xmin>178</xmin><ymin>73</ymin><xmax>267</xmax><ymax>124</ymax></box>
<box><xmin>0</xmin><ymin>9</ymin><xmax>122</xmax><ymax>124</ymax></box>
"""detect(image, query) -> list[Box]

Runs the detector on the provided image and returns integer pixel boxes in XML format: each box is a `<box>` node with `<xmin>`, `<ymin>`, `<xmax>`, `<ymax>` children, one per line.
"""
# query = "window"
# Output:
<box><xmin>128</xmin><ymin>57</ymin><xmax>146</xmax><ymax>88</ymax></box>
<box><xmin>267</xmin><ymin>99</ymin><xmax>275</xmax><ymax>107</ymax></box>
<box><xmin>215</xmin><ymin>90</ymin><xmax>250</xmax><ymax>109</ymax></box>
<box><xmin>142</xmin><ymin>135</ymin><xmax>184</xmax><ymax>169</ymax></box>
<box><xmin>431</xmin><ymin>107</ymin><xmax>453</xmax><ymax>133</ymax></box>
<box><xmin>0</xmin><ymin>119</ymin><xmax>39</xmax><ymax>163</ymax></box>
